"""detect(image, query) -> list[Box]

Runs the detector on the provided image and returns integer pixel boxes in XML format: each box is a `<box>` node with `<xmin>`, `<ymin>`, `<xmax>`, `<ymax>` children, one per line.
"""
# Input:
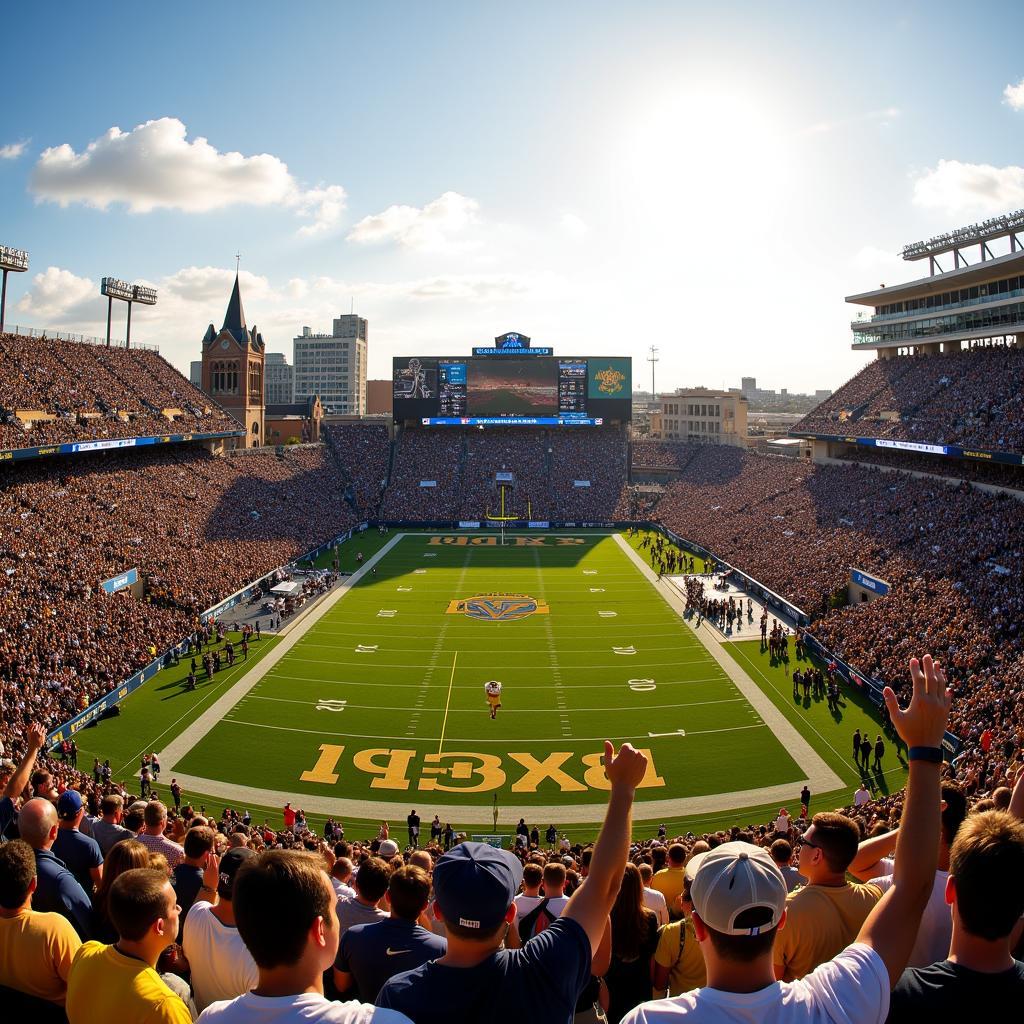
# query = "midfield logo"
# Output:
<box><xmin>446</xmin><ymin>593</ymin><xmax>550</xmax><ymax>621</ymax></box>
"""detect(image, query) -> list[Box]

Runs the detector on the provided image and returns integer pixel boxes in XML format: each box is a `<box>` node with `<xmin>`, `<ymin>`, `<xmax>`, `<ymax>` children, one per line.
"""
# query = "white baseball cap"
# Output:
<box><xmin>687</xmin><ymin>841</ymin><xmax>788</xmax><ymax>936</ymax></box>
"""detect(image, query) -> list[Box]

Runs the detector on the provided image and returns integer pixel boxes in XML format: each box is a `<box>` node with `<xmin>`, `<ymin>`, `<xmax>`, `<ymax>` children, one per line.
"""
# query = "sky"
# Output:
<box><xmin>3</xmin><ymin>1</ymin><xmax>1024</xmax><ymax>394</ymax></box>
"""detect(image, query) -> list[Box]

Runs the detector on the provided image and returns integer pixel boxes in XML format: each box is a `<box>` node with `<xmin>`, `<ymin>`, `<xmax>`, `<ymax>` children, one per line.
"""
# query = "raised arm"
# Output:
<box><xmin>847</xmin><ymin>827</ymin><xmax>900</xmax><ymax>882</ymax></box>
<box><xmin>2</xmin><ymin>723</ymin><xmax>46</xmax><ymax>803</ymax></box>
<box><xmin>856</xmin><ymin>655</ymin><xmax>952</xmax><ymax>988</ymax></box>
<box><xmin>565</xmin><ymin>741</ymin><xmax>648</xmax><ymax>953</ymax></box>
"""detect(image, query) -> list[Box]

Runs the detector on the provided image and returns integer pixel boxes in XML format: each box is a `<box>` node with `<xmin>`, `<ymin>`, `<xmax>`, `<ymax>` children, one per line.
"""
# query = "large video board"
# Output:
<box><xmin>392</xmin><ymin>355</ymin><xmax>631</xmax><ymax>424</ymax></box>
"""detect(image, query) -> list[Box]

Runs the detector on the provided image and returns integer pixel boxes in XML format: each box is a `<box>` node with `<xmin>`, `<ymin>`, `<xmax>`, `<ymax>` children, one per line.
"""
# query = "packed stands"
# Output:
<box><xmin>793</xmin><ymin>343</ymin><xmax>1024</xmax><ymax>452</ymax></box>
<box><xmin>458</xmin><ymin>427</ymin><xmax>552</xmax><ymax>519</ymax></box>
<box><xmin>0</xmin><ymin>332</ymin><xmax>237</xmax><ymax>450</ymax></box>
<box><xmin>322</xmin><ymin>422</ymin><xmax>391</xmax><ymax>516</ymax></box>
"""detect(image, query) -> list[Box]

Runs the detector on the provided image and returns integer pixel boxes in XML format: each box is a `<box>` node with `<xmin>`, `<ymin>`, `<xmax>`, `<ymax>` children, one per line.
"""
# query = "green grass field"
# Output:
<box><xmin>74</xmin><ymin>531</ymin><xmax>906</xmax><ymax>838</ymax></box>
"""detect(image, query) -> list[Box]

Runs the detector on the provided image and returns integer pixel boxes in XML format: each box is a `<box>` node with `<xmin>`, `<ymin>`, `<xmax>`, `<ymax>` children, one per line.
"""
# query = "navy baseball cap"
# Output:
<box><xmin>218</xmin><ymin>846</ymin><xmax>256</xmax><ymax>899</ymax></box>
<box><xmin>433</xmin><ymin>842</ymin><xmax>523</xmax><ymax>932</ymax></box>
<box><xmin>56</xmin><ymin>790</ymin><xmax>84</xmax><ymax>819</ymax></box>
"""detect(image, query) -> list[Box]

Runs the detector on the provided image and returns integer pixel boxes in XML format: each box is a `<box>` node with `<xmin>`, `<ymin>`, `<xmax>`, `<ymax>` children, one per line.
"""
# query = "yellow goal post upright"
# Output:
<box><xmin>484</xmin><ymin>473</ymin><xmax>532</xmax><ymax>546</ymax></box>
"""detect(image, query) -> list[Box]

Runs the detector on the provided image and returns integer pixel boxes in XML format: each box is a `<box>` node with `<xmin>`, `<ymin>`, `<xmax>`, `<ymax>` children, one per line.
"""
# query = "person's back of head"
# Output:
<box><xmin>233</xmin><ymin>850</ymin><xmax>336</xmax><ymax>971</ymax></box>
<box><xmin>667</xmin><ymin>843</ymin><xmax>686</xmax><ymax>867</ymax></box>
<box><xmin>770</xmin><ymin>838</ymin><xmax>793</xmax><ymax>866</ymax></box>
<box><xmin>521</xmin><ymin>863</ymin><xmax>543</xmax><ymax>894</ymax></box>
<box><xmin>0</xmin><ymin>840</ymin><xmax>36</xmax><ymax>910</ymax></box>
<box><xmin>109</xmin><ymin>868</ymin><xmax>175</xmax><ymax>943</ymax></box>
<box><xmin>17</xmin><ymin>798</ymin><xmax>57</xmax><ymax>851</ymax></box>
<box><xmin>991</xmin><ymin>787</ymin><xmax>1011</xmax><ymax>812</ymax></box>
<box><xmin>332</xmin><ymin>857</ymin><xmax>353</xmax><ymax>883</ymax></box>
<box><xmin>387</xmin><ymin>865</ymin><xmax>431</xmax><ymax>922</ymax></box>
<box><xmin>143</xmin><ymin>801</ymin><xmax>168</xmax><ymax>834</ymax></box>
<box><xmin>183</xmin><ymin>826</ymin><xmax>215</xmax><ymax>862</ymax></box>
<box><xmin>940</xmin><ymin>783</ymin><xmax>968</xmax><ymax>849</ymax></box>
<box><xmin>948</xmin><ymin>810</ymin><xmax>1024</xmax><ymax>941</ymax></box>
<box><xmin>354</xmin><ymin>856</ymin><xmax>391</xmax><ymax>903</ymax></box>
<box><xmin>101</xmin><ymin>794</ymin><xmax>124</xmax><ymax>821</ymax></box>
<box><xmin>409</xmin><ymin>850</ymin><xmax>432</xmax><ymax>874</ymax></box>
<box><xmin>638</xmin><ymin>862</ymin><xmax>654</xmax><ymax>886</ymax></box>
<box><xmin>803</xmin><ymin>812</ymin><xmax>860</xmax><ymax>878</ymax></box>
<box><xmin>542</xmin><ymin>862</ymin><xmax>566</xmax><ymax>896</ymax></box>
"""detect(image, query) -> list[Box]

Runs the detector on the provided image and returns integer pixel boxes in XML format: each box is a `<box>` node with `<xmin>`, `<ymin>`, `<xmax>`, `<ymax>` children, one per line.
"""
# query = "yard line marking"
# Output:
<box><xmin>436</xmin><ymin>652</ymin><xmax>458</xmax><ymax>755</ymax></box>
<box><xmin>648</xmin><ymin>728</ymin><xmax>687</xmax><ymax>738</ymax></box>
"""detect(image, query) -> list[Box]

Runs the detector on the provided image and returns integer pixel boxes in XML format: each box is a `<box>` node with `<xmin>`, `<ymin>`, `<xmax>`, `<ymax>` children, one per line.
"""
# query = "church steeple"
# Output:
<box><xmin>222</xmin><ymin>272</ymin><xmax>248</xmax><ymax>344</ymax></box>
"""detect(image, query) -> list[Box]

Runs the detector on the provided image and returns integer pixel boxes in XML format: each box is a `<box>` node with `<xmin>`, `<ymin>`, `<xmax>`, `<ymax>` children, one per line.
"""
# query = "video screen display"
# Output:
<box><xmin>392</xmin><ymin>355</ymin><xmax>631</xmax><ymax>425</ymax></box>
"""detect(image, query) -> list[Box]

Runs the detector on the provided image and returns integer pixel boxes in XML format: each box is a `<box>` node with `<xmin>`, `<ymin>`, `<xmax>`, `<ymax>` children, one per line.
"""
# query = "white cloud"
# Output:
<box><xmin>403</xmin><ymin>273</ymin><xmax>530</xmax><ymax>301</ymax></box>
<box><xmin>559</xmin><ymin>213</ymin><xmax>589</xmax><ymax>238</ymax></box>
<box><xmin>16</xmin><ymin>266</ymin><xmax>96</xmax><ymax>319</ymax></box>
<box><xmin>347</xmin><ymin>191</ymin><xmax>479</xmax><ymax>250</ymax></box>
<box><xmin>802</xmin><ymin>107</ymin><xmax>900</xmax><ymax>135</ymax></box>
<box><xmin>912</xmin><ymin>158</ymin><xmax>1024</xmax><ymax>215</ymax></box>
<box><xmin>1004</xmin><ymin>78</ymin><xmax>1024</xmax><ymax>110</ymax></box>
<box><xmin>29</xmin><ymin>118</ymin><xmax>346</xmax><ymax>236</ymax></box>
<box><xmin>161</xmin><ymin>266</ymin><xmax>272</xmax><ymax>304</ymax></box>
<box><xmin>0</xmin><ymin>140</ymin><xmax>28</xmax><ymax>160</ymax></box>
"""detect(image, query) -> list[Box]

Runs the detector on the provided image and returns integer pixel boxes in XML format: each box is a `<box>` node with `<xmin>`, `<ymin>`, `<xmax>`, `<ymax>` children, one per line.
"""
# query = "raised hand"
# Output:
<box><xmin>27</xmin><ymin>723</ymin><xmax>47</xmax><ymax>751</ymax></box>
<box><xmin>603</xmin><ymin>741</ymin><xmax>649</xmax><ymax>792</ymax></box>
<box><xmin>882</xmin><ymin>655</ymin><xmax>952</xmax><ymax>750</ymax></box>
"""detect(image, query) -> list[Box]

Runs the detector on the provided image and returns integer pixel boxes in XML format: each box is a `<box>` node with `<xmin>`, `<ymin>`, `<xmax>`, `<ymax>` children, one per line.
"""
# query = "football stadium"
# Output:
<box><xmin>3</xmin><ymin>8</ymin><xmax>1024</xmax><ymax>1022</ymax></box>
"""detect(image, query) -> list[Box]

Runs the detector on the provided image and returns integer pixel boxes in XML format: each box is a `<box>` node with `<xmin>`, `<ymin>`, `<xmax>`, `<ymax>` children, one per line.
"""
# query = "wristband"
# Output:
<box><xmin>908</xmin><ymin>746</ymin><xmax>944</xmax><ymax>764</ymax></box>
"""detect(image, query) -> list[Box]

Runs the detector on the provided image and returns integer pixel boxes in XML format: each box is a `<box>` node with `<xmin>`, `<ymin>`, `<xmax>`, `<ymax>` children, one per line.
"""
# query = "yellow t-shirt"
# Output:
<box><xmin>0</xmin><ymin>908</ymin><xmax>81</xmax><ymax>1005</ymax></box>
<box><xmin>654</xmin><ymin>916</ymin><xmax>706</xmax><ymax>996</ymax></box>
<box><xmin>66</xmin><ymin>942</ymin><xmax>192</xmax><ymax>1024</ymax></box>
<box><xmin>773</xmin><ymin>881</ymin><xmax>882</xmax><ymax>981</ymax></box>
<box><xmin>650</xmin><ymin>866</ymin><xmax>685</xmax><ymax>917</ymax></box>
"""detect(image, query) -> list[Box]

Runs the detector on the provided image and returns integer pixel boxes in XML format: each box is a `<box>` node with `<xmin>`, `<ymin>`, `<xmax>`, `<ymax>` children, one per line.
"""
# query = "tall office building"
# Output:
<box><xmin>264</xmin><ymin>352</ymin><xmax>294</xmax><ymax>404</ymax></box>
<box><xmin>292</xmin><ymin>314</ymin><xmax>368</xmax><ymax>414</ymax></box>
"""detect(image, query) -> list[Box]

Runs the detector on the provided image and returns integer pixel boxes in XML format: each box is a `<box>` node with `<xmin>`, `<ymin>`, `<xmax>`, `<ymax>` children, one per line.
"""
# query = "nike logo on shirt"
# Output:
<box><xmin>386</xmin><ymin>948</ymin><xmax>411</xmax><ymax>956</ymax></box>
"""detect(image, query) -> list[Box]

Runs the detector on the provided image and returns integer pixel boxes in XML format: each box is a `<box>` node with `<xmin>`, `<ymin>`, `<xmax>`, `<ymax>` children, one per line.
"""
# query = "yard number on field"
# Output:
<box><xmin>316</xmin><ymin>699</ymin><xmax>348</xmax><ymax>712</ymax></box>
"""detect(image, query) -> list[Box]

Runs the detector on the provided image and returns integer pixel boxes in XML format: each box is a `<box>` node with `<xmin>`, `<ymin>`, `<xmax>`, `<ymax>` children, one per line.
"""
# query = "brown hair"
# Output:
<box><xmin>0</xmin><ymin>840</ymin><xmax>36</xmax><ymax>909</ymax></box>
<box><xmin>108</xmin><ymin>868</ymin><xmax>172</xmax><ymax>941</ymax></box>
<box><xmin>94</xmin><ymin>839</ymin><xmax>152</xmax><ymax>931</ymax></box>
<box><xmin>183</xmin><ymin>826</ymin><xmax>216</xmax><ymax>860</ymax></box>
<box><xmin>949</xmin><ymin>810</ymin><xmax>1024</xmax><ymax>940</ymax></box>
<box><xmin>354</xmin><ymin>856</ymin><xmax>391</xmax><ymax>902</ymax></box>
<box><xmin>233</xmin><ymin>850</ymin><xmax>333</xmax><ymax>968</ymax></box>
<box><xmin>610</xmin><ymin>863</ymin><xmax>656</xmax><ymax>961</ymax></box>
<box><xmin>940</xmin><ymin>783</ymin><xmax>968</xmax><ymax>847</ymax></box>
<box><xmin>387</xmin><ymin>865</ymin><xmax>432</xmax><ymax>921</ymax></box>
<box><xmin>542</xmin><ymin>862</ymin><xmax>566</xmax><ymax>891</ymax></box>
<box><xmin>522</xmin><ymin>863</ymin><xmax>543</xmax><ymax>889</ymax></box>
<box><xmin>808</xmin><ymin>812</ymin><xmax>860</xmax><ymax>873</ymax></box>
<box><xmin>704</xmin><ymin>921</ymin><xmax>779</xmax><ymax>962</ymax></box>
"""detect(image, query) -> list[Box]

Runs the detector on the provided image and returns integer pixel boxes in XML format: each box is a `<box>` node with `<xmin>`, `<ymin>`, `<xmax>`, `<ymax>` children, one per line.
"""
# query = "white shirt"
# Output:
<box><xmin>854</xmin><ymin>788</ymin><xmax>871</xmax><ymax>806</ymax></box>
<box><xmin>331</xmin><ymin>878</ymin><xmax>357</xmax><ymax>902</ymax></box>
<box><xmin>643</xmin><ymin>886</ymin><xmax>670</xmax><ymax>926</ymax></box>
<box><xmin>485</xmin><ymin>681</ymin><xmax>502</xmax><ymax>696</ymax></box>
<box><xmin>621</xmin><ymin>943</ymin><xmax>889</xmax><ymax>1024</ymax></box>
<box><xmin>513</xmin><ymin>893</ymin><xmax>544</xmax><ymax>921</ymax></box>
<box><xmin>774</xmin><ymin>813</ymin><xmax>791</xmax><ymax>833</ymax></box>
<box><xmin>183</xmin><ymin>901</ymin><xmax>260</xmax><ymax>1012</ymax></box>
<box><xmin>197</xmin><ymin>991</ymin><xmax>411</xmax><ymax>1023</ymax></box>
<box><xmin>869</xmin><ymin>860</ymin><xmax>952</xmax><ymax>968</ymax></box>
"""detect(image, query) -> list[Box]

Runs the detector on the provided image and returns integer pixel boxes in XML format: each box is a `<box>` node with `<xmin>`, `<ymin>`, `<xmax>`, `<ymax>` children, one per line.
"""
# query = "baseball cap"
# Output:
<box><xmin>687</xmin><ymin>841</ymin><xmax>787</xmax><ymax>936</ymax></box>
<box><xmin>433</xmin><ymin>842</ymin><xmax>523</xmax><ymax>932</ymax></box>
<box><xmin>56</xmin><ymin>790</ymin><xmax>84</xmax><ymax>819</ymax></box>
<box><xmin>378</xmin><ymin>839</ymin><xmax>400</xmax><ymax>858</ymax></box>
<box><xmin>218</xmin><ymin>846</ymin><xmax>256</xmax><ymax>899</ymax></box>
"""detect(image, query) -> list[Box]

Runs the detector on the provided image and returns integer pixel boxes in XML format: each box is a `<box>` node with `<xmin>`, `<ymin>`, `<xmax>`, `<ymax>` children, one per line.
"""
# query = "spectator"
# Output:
<box><xmin>183</xmin><ymin>847</ymin><xmax>259</xmax><ymax>1013</ymax></box>
<box><xmin>197</xmin><ymin>849</ymin><xmax>410</xmax><ymax>1022</ymax></box>
<box><xmin>854</xmin><ymin>782</ymin><xmax>872</xmax><ymax>808</ymax></box>
<box><xmin>92</xmin><ymin>839</ymin><xmax>152</xmax><ymax>944</ymax></box>
<box><xmin>769</xmin><ymin>839</ymin><xmax>803</xmax><ymax>894</ymax></box>
<box><xmin>19</xmin><ymin>797</ymin><xmax>94</xmax><ymax>940</ymax></box>
<box><xmin>135</xmin><ymin>802</ymin><xmax>184</xmax><ymax>871</ymax></box>
<box><xmin>172</xmin><ymin>825</ymin><xmax>217</xmax><ymax>936</ymax></box>
<box><xmin>888</xmin><ymin>808</ymin><xmax>1024</xmax><ymax>1015</ymax></box>
<box><xmin>639</xmin><ymin>863</ymin><xmax>669</xmax><ymax>926</ymax></box>
<box><xmin>330</xmin><ymin>856</ymin><xmax>357</xmax><ymax>902</ymax></box>
<box><xmin>848</xmin><ymin>783</ymin><xmax>968</xmax><ymax>968</ymax></box>
<box><xmin>540</xmin><ymin>861</ymin><xmax>570</xmax><ymax>917</ymax></box>
<box><xmin>513</xmin><ymin>863</ymin><xmax>544</xmax><ymax>924</ymax></box>
<box><xmin>65</xmin><ymin>867</ymin><xmax>191</xmax><ymax>1024</ymax></box>
<box><xmin>334</xmin><ymin>865</ymin><xmax>446</xmax><ymax>1002</ymax></box>
<box><xmin>622</xmin><ymin>652</ymin><xmax>953</xmax><ymax>1023</ymax></box>
<box><xmin>376</xmin><ymin>742</ymin><xmax>650</xmax><ymax>1023</ymax></box>
<box><xmin>52</xmin><ymin>790</ymin><xmax>104</xmax><ymax>896</ymax></box>
<box><xmin>0</xmin><ymin>838</ymin><xmax>81</xmax><ymax>1006</ymax></box>
<box><xmin>605</xmin><ymin>863</ymin><xmax>659</xmax><ymax>1023</ymax></box>
<box><xmin>772</xmin><ymin>812</ymin><xmax>882</xmax><ymax>981</ymax></box>
<box><xmin>651</xmin><ymin>845</ymin><xmax>687</xmax><ymax>920</ymax></box>
<box><xmin>90</xmin><ymin>794</ymin><xmax>136</xmax><ymax>856</ymax></box>
<box><xmin>337</xmin><ymin>855</ymin><xmax>390</xmax><ymax>938</ymax></box>
<box><xmin>652</xmin><ymin>869</ymin><xmax>706</xmax><ymax>999</ymax></box>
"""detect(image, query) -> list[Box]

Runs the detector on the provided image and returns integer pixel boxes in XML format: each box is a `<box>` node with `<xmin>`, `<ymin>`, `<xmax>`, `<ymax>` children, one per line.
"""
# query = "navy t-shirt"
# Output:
<box><xmin>33</xmin><ymin>848</ymin><xmax>93</xmax><ymax>940</ymax></box>
<box><xmin>376</xmin><ymin>915</ymin><xmax>591</xmax><ymax>1024</ymax></box>
<box><xmin>888</xmin><ymin>958</ymin><xmax>1024</xmax><ymax>1020</ymax></box>
<box><xmin>52</xmin><ymin>828</ymin><xmax>103</xmax><ymax>894</ymax></box>
<box><xmin>337</xmin><ymin>917</ymin><xmax>447</xmax><ymax>1002</ymax></box>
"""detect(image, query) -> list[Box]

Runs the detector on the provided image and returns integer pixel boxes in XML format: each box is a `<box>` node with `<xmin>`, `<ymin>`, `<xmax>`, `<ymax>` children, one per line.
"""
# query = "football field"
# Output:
<box><xmin>162</xmin><ymin>532</ymin><xmax>841</xmax><ymax>824</ymax></box>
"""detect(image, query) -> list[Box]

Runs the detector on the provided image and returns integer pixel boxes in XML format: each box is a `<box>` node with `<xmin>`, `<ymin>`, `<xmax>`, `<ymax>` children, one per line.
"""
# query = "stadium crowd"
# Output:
<box><xmin>0</xmin><ymin>333</ymin><xmax>237</xmax><ymax>450</ymax></box>
<box><xmin>794</xmin><ymin>344</ymin><xmax>1024</xmax><ymax>453</ymax></box>
<box><xmin>322</xmin><ymin>424</ymin><xmax>391</xmax><ymax>517</ymax></box>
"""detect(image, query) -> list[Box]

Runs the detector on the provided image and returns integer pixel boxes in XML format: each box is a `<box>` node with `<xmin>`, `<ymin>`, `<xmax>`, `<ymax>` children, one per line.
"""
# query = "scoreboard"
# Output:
<box><xmin>393</xmin><ymin>355</ymin><xmax>632</xmax><ymax>425</ymax></box>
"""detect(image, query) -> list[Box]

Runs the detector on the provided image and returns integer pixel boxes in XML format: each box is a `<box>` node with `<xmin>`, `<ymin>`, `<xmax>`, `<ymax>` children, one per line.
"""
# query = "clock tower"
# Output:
<box><xmin>201</xmin><ymin>272</ymin><xmax>265</xmax><ymax>446</ymax></box>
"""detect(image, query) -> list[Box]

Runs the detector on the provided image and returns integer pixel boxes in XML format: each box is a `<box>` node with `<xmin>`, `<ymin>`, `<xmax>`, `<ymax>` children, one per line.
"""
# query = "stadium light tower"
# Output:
<box><xmin>647</xmin><ymin>345</ymin><xmax>659</xmax><ymax>399</ymax></box>
<box><xmin>101</xmin><ymin>277</ymin><xmax>158</xmax><ymax>348</ymax></box>
<box><xmin>0</xmin><ymin>244</ymin><xmax>29</xmax><ymax>334</ymax></box>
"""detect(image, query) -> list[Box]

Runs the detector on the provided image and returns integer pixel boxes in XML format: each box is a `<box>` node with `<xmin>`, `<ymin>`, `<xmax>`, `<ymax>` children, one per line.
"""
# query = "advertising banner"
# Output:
<box><xmin>99</xmin><ymin>568</ymin><xmax>139</xmax><ymax>594</ymax></box>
